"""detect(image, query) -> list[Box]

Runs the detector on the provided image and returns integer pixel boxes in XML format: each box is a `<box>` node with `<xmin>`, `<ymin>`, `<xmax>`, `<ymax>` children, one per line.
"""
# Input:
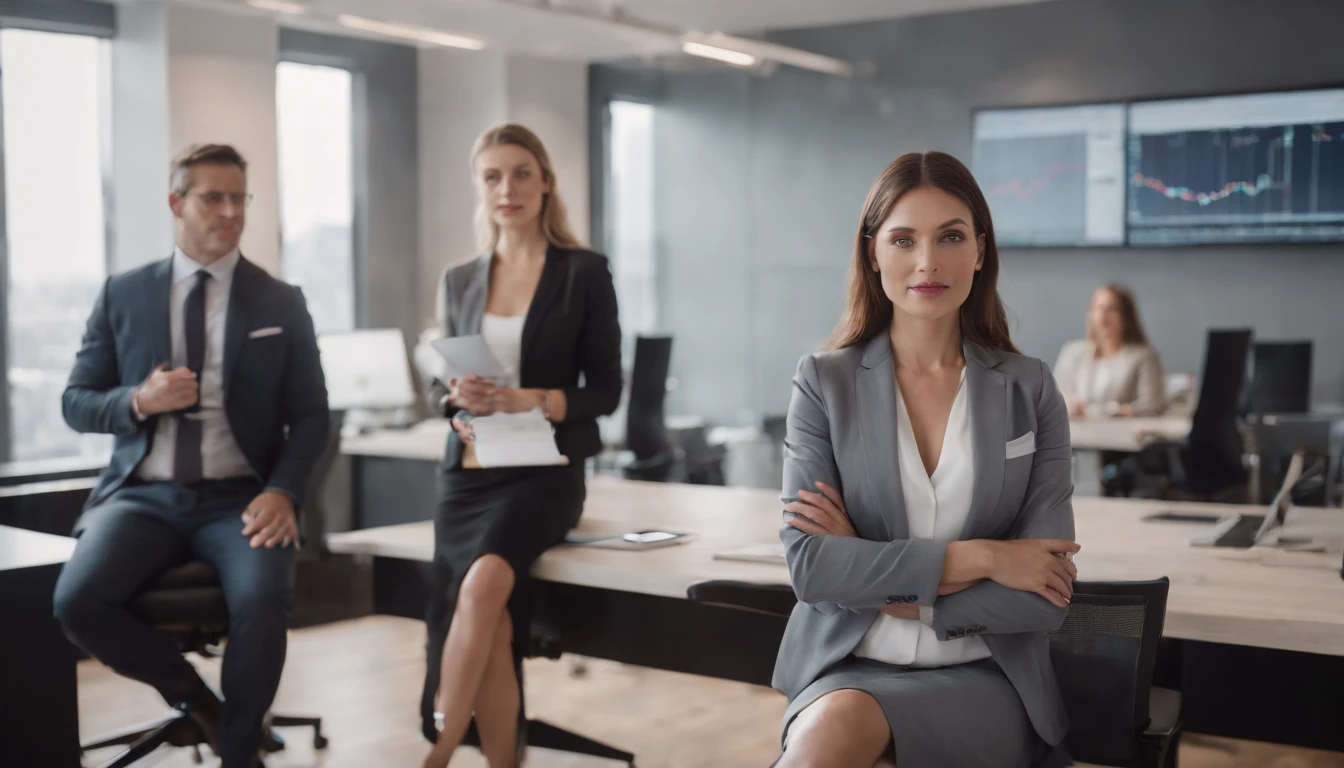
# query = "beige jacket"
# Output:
<box><xmin>1053</xmin><ymin>340</ymin><xmax>1166</xmax><ymax>417</ymax></box>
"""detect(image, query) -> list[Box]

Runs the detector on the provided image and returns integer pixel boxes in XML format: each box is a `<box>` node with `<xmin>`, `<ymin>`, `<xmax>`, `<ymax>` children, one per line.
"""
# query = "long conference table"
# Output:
<box><xmin>327</xmin><ymin>475</ymin><xmax>1344</xmax><ymax>752</ymax></box>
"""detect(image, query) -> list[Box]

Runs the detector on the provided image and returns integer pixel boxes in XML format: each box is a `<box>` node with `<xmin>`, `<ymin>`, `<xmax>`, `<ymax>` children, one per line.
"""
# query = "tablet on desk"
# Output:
<box><xmin>563</xmin><ymin>530</ymin><xmax>696</xmax><ymax>551</ymax></box>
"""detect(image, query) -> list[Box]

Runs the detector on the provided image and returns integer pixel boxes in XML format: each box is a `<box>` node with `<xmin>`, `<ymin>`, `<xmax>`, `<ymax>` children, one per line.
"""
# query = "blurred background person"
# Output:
<box><xmin>1054</xmin><ymin>283</ymin><xmax>1166</xmax><ymax>419</ymax></box>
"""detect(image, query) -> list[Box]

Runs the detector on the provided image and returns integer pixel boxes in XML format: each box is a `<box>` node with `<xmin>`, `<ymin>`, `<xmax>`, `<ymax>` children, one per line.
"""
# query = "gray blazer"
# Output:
<box><xmin>771</xmin><ymin>333</ymin><xmax>1075</xmax><ymax>746</ymax></box>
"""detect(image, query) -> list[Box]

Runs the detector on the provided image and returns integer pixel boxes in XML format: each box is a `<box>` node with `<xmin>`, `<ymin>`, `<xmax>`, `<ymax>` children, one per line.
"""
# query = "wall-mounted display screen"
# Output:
<box><xmin>972</xmin><ymin>103</ymin><xmax>1127</xmax><ymax>247</ymax></box>
<box><xmin>1127</xmin><ymin>88</ymin><xmax>1344</xmax><ymax>245</ymax></box>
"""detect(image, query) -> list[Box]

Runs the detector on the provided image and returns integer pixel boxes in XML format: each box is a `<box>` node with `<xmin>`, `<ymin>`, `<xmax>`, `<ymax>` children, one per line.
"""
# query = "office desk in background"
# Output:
<box><xmin>1</xmin><ymin>525</ymin><xmax>80</xmax><ymax>767</ymax></box>
<box><xmin>338</xmin><ymin>419</ymin><xmax>450</xmax><ymax>530</ymax></box>
<box><xmin>1069</xmin><ymin>415</ymin><xmax>1192</xmax><ymax>453</ymax></box>
<box><xmin>329</xmin><ymin>477</ymin><xmax>1344</xmax><ymax>751</ymax></box>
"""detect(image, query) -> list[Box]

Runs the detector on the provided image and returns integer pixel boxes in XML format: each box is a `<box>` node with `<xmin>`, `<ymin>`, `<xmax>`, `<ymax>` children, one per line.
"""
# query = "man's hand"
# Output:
<box><xmin>135</xmin><ymin>364</ymin><xmax>199</xmax><ymax>416</ymax></box>
<box><xmin>240</xmin><ymin>491</ymin><xmax>299</xmax><ymax>550</ymax></box>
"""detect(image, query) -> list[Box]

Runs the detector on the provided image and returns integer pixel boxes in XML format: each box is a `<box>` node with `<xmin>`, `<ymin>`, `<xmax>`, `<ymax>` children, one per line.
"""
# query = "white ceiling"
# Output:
<box><xmin>581</xmin><ymin>0</ymin><xmax>1049</xmax><ymax>34</ymax></box>
<box><xmin>169</xmin><ymin>0</ymin><xmax>1050</xmax><ymax>64</ymax></box>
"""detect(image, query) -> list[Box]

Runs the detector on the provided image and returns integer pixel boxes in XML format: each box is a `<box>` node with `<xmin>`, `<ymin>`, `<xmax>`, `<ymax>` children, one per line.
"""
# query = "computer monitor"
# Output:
<box><xmin>317</xmin><ymin>328</ymin><xmax>417</xmax><ymax>412</ymax></box>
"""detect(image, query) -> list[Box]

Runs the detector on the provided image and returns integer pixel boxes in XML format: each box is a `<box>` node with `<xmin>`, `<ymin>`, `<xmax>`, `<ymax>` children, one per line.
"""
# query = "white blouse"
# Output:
<box><xmin>853</xmin><ymin>369</ymin><xmax>992</xmax><ymax>668</ymax></box>
<box><xmin>481</xmin><ymin>313</ymin><xmax>526</xmax><ymax>388</ymax></box>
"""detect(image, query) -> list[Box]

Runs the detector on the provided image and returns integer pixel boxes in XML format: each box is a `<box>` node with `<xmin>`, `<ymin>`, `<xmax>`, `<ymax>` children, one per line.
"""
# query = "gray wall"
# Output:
<box><xmin>592</xmin><ymin>0</ymin><xmax>1344</xmax><ymax>425</ymax></box>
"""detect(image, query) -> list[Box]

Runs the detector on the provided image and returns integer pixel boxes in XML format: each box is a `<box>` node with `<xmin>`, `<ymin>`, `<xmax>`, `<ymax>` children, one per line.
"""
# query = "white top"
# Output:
<box><xmin>481</xmin><ymin>313</ymin><xmax>526</xmax><ymax>388</ymax></box>
<box><xmin>853</xmin><ymin>369</ymin><xmax>991</xmax><ymax>668</ymax></box>
<box><xmin>135</xmin><ymin>247</ymin><xmax>255</xmax><ymax>482</ymax></box>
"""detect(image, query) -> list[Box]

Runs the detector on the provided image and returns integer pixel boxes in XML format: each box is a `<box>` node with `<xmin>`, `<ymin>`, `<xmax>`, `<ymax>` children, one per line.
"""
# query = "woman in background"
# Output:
<box><xmin>420</xmin><ymin>123</ymin><xmax>621</xmax><ymax>768</ymax></box>
<box><xmin>1054</xmin><ymin>283</ymin><xmax>1166</xmax><ymax>419</ymax></box>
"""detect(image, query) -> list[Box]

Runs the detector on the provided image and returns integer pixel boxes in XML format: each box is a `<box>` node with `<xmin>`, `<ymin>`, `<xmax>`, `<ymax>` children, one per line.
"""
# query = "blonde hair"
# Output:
<box><xmin>471</xmin><ymin>123</ymin><xmax>584</xmax><ymax>253</ymax></box>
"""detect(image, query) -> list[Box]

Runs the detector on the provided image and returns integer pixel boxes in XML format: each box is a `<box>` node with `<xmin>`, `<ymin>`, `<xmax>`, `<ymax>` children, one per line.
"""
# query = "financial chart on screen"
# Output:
<box><xmin>972</xmin><ymin>104</ymin><xmax>1126</xmax><ymax>247</ymax></box>
<box><xmin>1127</xmin><ymin>88</ymin><xmax>1344</xmax><ymax>245</ymax></box>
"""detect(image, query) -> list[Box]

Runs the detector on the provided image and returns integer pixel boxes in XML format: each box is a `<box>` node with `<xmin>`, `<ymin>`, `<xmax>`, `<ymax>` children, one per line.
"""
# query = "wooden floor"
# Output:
<box><xmin>79</xmin><ymin>616</ymin><xmax>1344</xmax><ymax>768</ymax></box>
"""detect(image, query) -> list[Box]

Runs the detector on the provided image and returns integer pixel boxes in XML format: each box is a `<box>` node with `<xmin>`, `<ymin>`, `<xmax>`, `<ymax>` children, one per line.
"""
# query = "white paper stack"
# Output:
<box><xmin>469</xmin><ymin>409</ymin><xmax>568</xmax><ymax>468</ymax></box>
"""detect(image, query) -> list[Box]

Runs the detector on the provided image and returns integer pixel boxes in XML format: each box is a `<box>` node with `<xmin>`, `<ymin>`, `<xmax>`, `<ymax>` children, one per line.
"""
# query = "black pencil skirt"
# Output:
<box><xmin>418</xmin><ymin>464</ymin><xmax>586</xmax><ymax>741</ymax></box>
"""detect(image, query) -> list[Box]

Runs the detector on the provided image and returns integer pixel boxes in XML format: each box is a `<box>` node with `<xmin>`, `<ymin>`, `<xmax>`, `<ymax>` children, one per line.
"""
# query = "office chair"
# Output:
<box><xmin>687</xmin><ymin>578</ymin><xmax>1182</xmax><ymax>768</ymax></box>
<box><xmin>1107</xmin><ymin>329</ymin><xmax>1253</xmax><ymax>501</ymax></box>
<box><xmin>686</xmin><ymin>580</ymin><xmax>796</xmax><ymax>617</ymax></box>
<box><xmin>1244</xmin><ymin>341</ymin><xmax>1312</xmax><ymax>416</ymax></box>
<box><xmin>80</xmin><ymin>561</ymin><xmax>325</xmax><ymax>767</ymax></box>
<box><xmin>1050</xmin><ymin>579</ymin><xmax>1180</xmax><ymax>768</ymax></box>
<box><xmin>677</xmin><ymin>427</ymin><xmax>728</xmax><ymax>486</ymax></box>
<box><xmin>1327</xmin><ymin>419</ymin><xmax>1344</xmax><ymax>509</ymax></box>
<box><xmin>623</xmin><ymin>336</ymin><xmax>677</xmax><ymax>483</ymax></box>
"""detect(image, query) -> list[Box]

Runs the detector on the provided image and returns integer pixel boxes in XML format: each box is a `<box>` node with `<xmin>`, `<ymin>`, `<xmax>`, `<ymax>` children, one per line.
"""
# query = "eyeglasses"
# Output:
<box><xmin>192</xmin><ymin>191</ymin><xmax>254</xmax><ymax>208</ymax></box>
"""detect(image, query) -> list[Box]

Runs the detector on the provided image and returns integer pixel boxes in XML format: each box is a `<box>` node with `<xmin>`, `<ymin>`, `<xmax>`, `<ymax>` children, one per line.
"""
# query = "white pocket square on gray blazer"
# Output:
<box><xmin>1005</xmin><ymin>430</ymin><xmax>1036</xmax><ymax>459</ymax></box>
<box><xmin>248</xmin><ymin>326</ymin><xmax>283</xmax><ymax>339</ymax></box>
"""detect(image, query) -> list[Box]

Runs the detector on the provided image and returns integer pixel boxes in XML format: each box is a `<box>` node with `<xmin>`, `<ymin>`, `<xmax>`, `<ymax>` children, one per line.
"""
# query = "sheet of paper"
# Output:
<box><xmin>430</xmin><ymin>335</ymin><xmax>506</xmax><ymax>380</ymax></box>
<box><xmin>469</xmin><ymin>409</ymin><xmax>568</xmax><ymax>468</ymax></box>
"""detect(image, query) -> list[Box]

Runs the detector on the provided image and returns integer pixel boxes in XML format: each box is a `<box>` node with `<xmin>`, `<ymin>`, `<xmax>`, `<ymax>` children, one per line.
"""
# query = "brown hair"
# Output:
<box><xmin>1087</xmin><ymin>283</ymin><xmax>1149</xmax><ymax>346</ymax></box>
<box><xmin>170</xmin><ymin>143</ymin><xmax>247</xmax><ymax>198</ymax></box>
<box><xmin>827</xmin><ymin>151</ymin><xmax>1018</xmax><ymax>354</ymax></box>
<box><xmin>471</xmin><ymin>123</ymin><xmax>584</xmax><ymax>252</ymax></box>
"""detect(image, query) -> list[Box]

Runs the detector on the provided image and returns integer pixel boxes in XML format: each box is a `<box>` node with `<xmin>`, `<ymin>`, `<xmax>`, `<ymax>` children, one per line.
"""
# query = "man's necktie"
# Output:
<box><xmin>173</xmin><ymin>270</ymin><xmax>209</xmax><ymax>485</ymax></box>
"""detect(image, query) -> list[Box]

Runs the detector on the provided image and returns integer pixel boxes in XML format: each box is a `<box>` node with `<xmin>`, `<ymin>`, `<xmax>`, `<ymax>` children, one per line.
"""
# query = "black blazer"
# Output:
<box><xmin>62</xmin><ymin>256</ymin><xmax>330</xmax><ymax>522</ymax></box>
<box><xmin>431</xmin><ymin>245</ymin><xmax>622</xmax><ymax>467</ymax></box>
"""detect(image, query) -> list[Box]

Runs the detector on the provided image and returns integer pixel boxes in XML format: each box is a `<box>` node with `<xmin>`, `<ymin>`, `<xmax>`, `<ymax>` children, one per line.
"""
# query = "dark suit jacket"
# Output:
<box><xmin>62</xmin><ymin>255</ymin><xmax>330</xmax><ymax>520</ymax></box>
<box><xmin>430</xmin><ymin>245</ymin><xmax>622</xmax><ymax>468</ymax></box>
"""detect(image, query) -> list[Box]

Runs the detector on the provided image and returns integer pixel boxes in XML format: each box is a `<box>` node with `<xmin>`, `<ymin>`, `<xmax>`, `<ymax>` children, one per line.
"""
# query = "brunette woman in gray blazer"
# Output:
<box><xmin>772</xmin><ymin>152</ymin><xmax>1079</xmax><ymax>768</ymax></box>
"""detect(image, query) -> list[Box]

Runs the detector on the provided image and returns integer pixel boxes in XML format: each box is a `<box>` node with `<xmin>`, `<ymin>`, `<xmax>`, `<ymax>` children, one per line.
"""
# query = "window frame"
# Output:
<box><xmin>0</xmin><ymin>2</ymin><xmax>115</xmax><ymax>463</ymax></box>
<box><xmin>274</xmin><ymin>56</ymin><xmax>361</xmax><ymax>333</ymax></box>
<box><xmin>602</xmin><ymin>97</ymin><xmax>660</xmax><ymax>339</ymax></box>
<box><xmin>277</xmin><ymin>41</ymin><xmax>367</xmax><ymax>331</ymax></box>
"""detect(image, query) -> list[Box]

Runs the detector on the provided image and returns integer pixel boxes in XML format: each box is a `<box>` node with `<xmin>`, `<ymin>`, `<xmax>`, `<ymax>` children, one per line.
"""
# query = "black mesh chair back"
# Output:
<box><xmin>1327</xmin><ymin>419</ymin><xmax>1344</xmax><ymax>508</ymax></box>
<box><xmin>1184</xmin><ymin>329</ymin><xmax>1253</xmax><ymax>493</ymax></box>
<box><xmin>686</xmin><ymin>580</ymin><xmax>795</xmax><ymax>617</ymax></box>
<box><xmin>1049</xmin><ymin>578</ymin><xmax>1170</xmax><ymax>766</ymax></box>
<box><xmin>626</xmin><ymin>336</ymin><xmax>674</xmax><ymax>460</ymax></box>
<box><xmin>1246</xmin><ymin>341</ymin><xmax>1312</xmax><ymax>416</ymax></box>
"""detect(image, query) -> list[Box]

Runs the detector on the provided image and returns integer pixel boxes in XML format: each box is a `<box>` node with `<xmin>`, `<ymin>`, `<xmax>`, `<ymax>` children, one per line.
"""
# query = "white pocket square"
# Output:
<box><xmin>248</xmin><ymin>326</ymin><xmax>283</xmax><ymax>339</ymax></box>
<box><xmin>1005</xmin><ymin>431</ymin><xmax>1036</xmax><ymax>459</ymax></box>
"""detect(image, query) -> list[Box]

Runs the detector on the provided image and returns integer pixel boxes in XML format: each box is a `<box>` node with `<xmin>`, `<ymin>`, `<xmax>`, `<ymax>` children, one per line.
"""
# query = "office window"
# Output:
<box><xmin>276</xmin><ymin>61</ymin><xmax>355</xmax><ymax>333</ymax></box>
<box><xmin>606</xmin><ymin>100</ymin><xmax>657</xmax><ymax>340</ymax></box>
<box><xmin>1</xmin><ymin>28</ymin><xmax>111</xmax><ymax>462</ymax></box>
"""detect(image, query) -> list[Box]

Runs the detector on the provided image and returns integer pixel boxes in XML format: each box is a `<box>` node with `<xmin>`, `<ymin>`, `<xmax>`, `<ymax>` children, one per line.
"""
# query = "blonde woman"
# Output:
<box><xmin>1054</xmin><ymin>284</ymin><xmax>1166</xmax><ymax>419</ymax></box>
<box><xmin>420</xmin><ymin>124</ymin><xmax>622</xmax><ymax>768</ymax></box>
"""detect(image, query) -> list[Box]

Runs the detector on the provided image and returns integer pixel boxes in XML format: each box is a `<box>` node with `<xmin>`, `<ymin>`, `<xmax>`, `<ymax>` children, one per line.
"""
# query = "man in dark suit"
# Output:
<box><xmin>53</xmin><ymin>144</ymin><xmax>329</xmax><ymax>768</ymax></box>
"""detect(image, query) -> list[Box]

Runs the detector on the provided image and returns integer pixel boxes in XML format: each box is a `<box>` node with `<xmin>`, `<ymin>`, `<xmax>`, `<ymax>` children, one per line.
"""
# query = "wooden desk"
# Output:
<box><xmin>328</xmin><ymin>476</ymin><xmax>1344</xmax><ymax>656</ymax></box>
<box><xmin>1068</xmin><ymin>415</ymin><xmax>1191</xmax><ymax>453</ymax></box>
<box><xmin>1</xmin><ymin>525</ymin><xmax>79</xmax><ymax>766</ymax></box>
<box><xmin>341</xmin><ymin>418</ymin><xmax>451</xmax><ymax>461</ymax></box>
<box><xmin>330</xmin><ymin>477</ymin><xmax>1344</xmax><ymax>752</ymax></box>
